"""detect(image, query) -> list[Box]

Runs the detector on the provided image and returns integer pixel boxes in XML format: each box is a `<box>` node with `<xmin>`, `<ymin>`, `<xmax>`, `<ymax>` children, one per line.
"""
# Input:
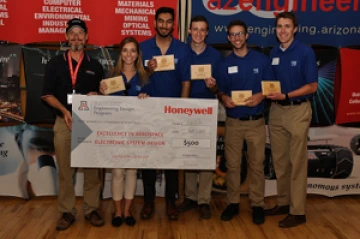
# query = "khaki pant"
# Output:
<box><xmin>225</xmin><ymin>117</ymin><xmax>266</xmax><ymax>207</ymax></box>
<box><xmin>54</xmin><ymin>116</ymin><xmax>101</xmax><ymax>215</ymax></box>
<box><xmin>269</xmin><ymin>102</ymin><xmax>312</xmax><ymax>215</ymax></box>
<box><xmin>112</xmin><ymin>168</ymin><xmax>137</xmax><ymax>201</ymax></box>
<box><xmin>185</xmin><ymin>170</ymin><xmax>213</xmax><ymax>204</ymax></box>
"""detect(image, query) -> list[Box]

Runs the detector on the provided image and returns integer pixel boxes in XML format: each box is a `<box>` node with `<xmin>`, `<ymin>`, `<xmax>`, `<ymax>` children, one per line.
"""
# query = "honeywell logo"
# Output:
<box><xmin>203</xmin><ymin>0</ymin><xmax>359</xmax><ymax>18</ymax></box>
<box><xmin>164</xmin><ymin>106</ymin><xmax>213</xmax><ymax>116</ymax></box>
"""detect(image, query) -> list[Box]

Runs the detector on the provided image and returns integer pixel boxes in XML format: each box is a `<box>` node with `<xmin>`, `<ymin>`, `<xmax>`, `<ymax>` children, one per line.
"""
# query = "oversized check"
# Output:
<box><xmin>71</xmin><ymin>95</ymin><xmax>218</xmax><ymax>169</ymax></box>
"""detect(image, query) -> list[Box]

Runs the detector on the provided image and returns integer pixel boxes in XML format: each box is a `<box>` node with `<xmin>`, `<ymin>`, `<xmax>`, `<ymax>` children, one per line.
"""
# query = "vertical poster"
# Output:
<box><xmin>0</xmin><ymin>44</ymin><xmax>22</xmax><ymax>122</ymax></box>
<box><xmin>335</xmin><ymin>48</ymin><xmax>360</xmax><ymax>125</ymax></box>
<box><xmin>311</xmin><ymin>47</ymin><xmax>338</xmax><ymax>126</ymax></box>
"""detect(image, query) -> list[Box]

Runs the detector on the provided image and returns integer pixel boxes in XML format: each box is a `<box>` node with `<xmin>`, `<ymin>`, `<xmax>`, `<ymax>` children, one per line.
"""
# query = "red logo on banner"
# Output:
<box><xmin>164</xmin><ymin>106</ymin><xmax>213</xmax><ymax>116</ymax></box>
<box><xmin>335</xmin><ymin>48</ymin><xmax>360</xmax><ymax>124</ymax></box>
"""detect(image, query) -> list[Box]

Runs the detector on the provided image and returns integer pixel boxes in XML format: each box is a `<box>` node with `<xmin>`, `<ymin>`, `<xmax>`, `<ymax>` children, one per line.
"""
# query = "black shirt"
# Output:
<box><xmin>41</xmin><ymin>51</ymin><xmax>104</xmax><ymax>116</ymax></box>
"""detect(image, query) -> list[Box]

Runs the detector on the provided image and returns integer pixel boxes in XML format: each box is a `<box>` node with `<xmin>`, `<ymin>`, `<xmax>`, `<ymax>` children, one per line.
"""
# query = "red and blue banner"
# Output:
<box><xmin>0</xmin><ymin>0</ymin><xmax>178</xmax><ymax>46</ymax></box>
<box><xmin>192</xmin><ymin>0</ymin><xmax>360</xmax><ymax>47</ymax></box>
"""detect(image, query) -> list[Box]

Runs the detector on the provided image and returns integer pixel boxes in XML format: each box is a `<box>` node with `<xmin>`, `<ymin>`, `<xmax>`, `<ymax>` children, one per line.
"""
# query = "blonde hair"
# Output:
<box><xmin>113</xmin><ymin>37</ymin><xmax>148</xmax><ymax>86</ymax></box>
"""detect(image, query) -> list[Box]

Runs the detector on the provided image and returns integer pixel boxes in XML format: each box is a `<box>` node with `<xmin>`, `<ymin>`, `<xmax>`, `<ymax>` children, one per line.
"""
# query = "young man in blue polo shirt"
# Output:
<box><xmin>177</xmin><ymin>15</ymin><xmax>222</xmax><ymax>219</ymax></box>
<box><xmin>139</xmin><ymin>7</ymin><xmax>190</xmax><ymax>221</ymax></box>
<box><xmin>265</xmin><ymin>12</ymin><xmax>318</xmax><ymax>228</ymax></box>
<box><xmin>216</xmin><ymin>20</ymin><xmax>272</xmax><ymax>225</ymax></box>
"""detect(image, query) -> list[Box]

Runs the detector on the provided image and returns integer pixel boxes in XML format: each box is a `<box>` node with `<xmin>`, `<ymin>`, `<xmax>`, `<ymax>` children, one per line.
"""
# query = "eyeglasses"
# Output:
<box><xmin>228</xmin><ymin>31</ymin><xmax>246</xmax><ymax>38</ymax></box>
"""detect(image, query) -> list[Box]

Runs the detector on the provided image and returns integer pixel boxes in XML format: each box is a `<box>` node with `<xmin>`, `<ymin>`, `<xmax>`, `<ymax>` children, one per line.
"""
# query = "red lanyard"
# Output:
<box><xmin>67</xmin><ymin>51</ymin><xmax>84</xmax><ymax>90</ymax></box>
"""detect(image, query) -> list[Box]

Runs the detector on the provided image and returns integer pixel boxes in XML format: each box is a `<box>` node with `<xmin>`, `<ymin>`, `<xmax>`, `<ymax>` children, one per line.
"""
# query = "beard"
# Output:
<box><xmin>155</xmin><ymin>27</ymin><xmax>173</xmax><ymax>38</ymax></box>
<box><xmin>69</xmin><ymin>42</ymin><xmax>85</xmax><ymax>52</ymax></box>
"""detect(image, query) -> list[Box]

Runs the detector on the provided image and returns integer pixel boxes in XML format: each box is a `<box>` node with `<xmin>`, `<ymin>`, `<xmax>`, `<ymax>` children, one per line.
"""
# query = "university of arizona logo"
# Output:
<box><xmin>78</xmin><ymin>101</ymin><xmax>89</xmax><ymax>111</ymax></box>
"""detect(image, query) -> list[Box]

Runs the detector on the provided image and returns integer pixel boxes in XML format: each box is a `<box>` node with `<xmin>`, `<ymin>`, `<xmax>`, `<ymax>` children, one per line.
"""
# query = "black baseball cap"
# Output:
<box><xmin>66</xmin><ymin>18</ymin><xmax>88</xmax><ymax>33</ymax></box>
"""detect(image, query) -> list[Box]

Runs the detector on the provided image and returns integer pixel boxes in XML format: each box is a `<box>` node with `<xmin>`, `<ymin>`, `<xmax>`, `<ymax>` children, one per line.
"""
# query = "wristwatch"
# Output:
<box><xmin>285</xmin><ymin>93</ymin><xmax>290</xmax><ymax>101</ymax></box>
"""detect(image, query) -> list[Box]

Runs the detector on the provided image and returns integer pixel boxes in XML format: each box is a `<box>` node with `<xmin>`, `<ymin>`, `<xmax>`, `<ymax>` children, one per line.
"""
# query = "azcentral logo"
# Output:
<box><xmin>164</xmin><ymin>106</ymin><xmax>213</xmax><ymax>116</ymax></box>
<box><xmin>203</xmin><ymin>0</ymin><xmax>359</xmax><ymax>18</ymax></box>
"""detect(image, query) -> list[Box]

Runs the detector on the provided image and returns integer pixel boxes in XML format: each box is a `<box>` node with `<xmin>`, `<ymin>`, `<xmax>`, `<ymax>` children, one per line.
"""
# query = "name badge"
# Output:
<box><xmin>67</xmin><ymin>91</ymin><xmax>79</xmax><ymax>105</ymax></box>
<box><xmin>228</xmin><ymin>66</ymin><xmax>238</xmax><ymax>74</ymax></box>
<box><xmin>67</xmin><ymin>94</ymin><xmax>73</xmax><ymax>105</ymax></box>
<box><xmin>272</xmin><ymin>57</ymin><xmax>280</xmax><ymax>65</ymax></box>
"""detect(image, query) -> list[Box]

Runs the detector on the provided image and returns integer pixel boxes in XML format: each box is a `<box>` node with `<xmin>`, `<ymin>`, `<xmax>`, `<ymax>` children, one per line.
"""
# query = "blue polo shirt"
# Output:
<box><xmin>110</xmin><ymin>72</ymin><xmax>144</xmax><ymax>96</ymax></box>
<box><xmin>269</xmin><ymin>39</ymin><xmax>318</xmax><ymax>101</ymax></box>
<box><xmin>140</xmin><ymin>36</ymin><xmax>190</xmax><ymax>97</ymax></box>
<box><xmin>218</xmin><ymin>50</ymin><xmax>273</xmax><ymax>118</ymax></box>
<box><xmin>183</xmin><ymin>44</ymin><xmax>222</xmax><ymax>99</ymax></box>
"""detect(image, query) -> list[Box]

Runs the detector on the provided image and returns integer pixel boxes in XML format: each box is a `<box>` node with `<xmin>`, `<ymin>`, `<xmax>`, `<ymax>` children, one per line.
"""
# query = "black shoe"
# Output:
<box><xmin>124</xmin><ymin>215</ymin><xmax>136</xmax><ymax>226</ymax></box>
<box><xmin>264</xmin><ymin>205</ymin><xmax>289</xmax><ymax>216</ymax></box>
<box><xmin>167</xmin><ymin>200</ymin><xmax>179</xmax><ymax>220</ymax></box>
<box><xmin>178</xmin><ymin>198</ymin><xmax>198</xmax><ymax>212</ymax></box>
<box><xmin>111</xmin><ymin>213</ymin><xmax>123</xmax><ymax>227</ymax></box>
<box><xmin>252</xmin><ymin>207</ymin><xmax>265</xmax><ymax>225</ymax></box>
<box><xmin>84</xmin><ymin>210</ymin><xmax>104</xmax><ymax>227</ymax></box>
<box><xmin>279</xmin><ymin>214</ymin><xmax>306</xmax><ymax>228</ymax></box>
<box><xmin>140</xmin><ymin>202</ymin><xmax>154</xmax><ymax>220</ymax></box>
<box><xmin>220</xmin><ymin>203</ymin><xmax>239</xmax><ymax>221</ymax></box>
<box><xmin>198</xmin><ymin>204</ymin><xmax>211</xmax><ymax>219</ymax></box>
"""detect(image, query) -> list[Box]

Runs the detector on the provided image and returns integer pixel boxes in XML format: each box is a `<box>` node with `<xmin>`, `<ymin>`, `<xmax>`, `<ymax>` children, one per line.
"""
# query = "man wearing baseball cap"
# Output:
<box><xmin>65</xmin><ymin>18</ymin><xmax>88</xmax><ymax>51</ymax></box>
<box><xmin>66</xmin><ymin>18</ymin><xmax>87</xmax><ymax>33</ymax></box>
<box><xmin>41</xmin><ymin>18</ymin><xmax>105</xmax><ymax>230</ymax></box>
